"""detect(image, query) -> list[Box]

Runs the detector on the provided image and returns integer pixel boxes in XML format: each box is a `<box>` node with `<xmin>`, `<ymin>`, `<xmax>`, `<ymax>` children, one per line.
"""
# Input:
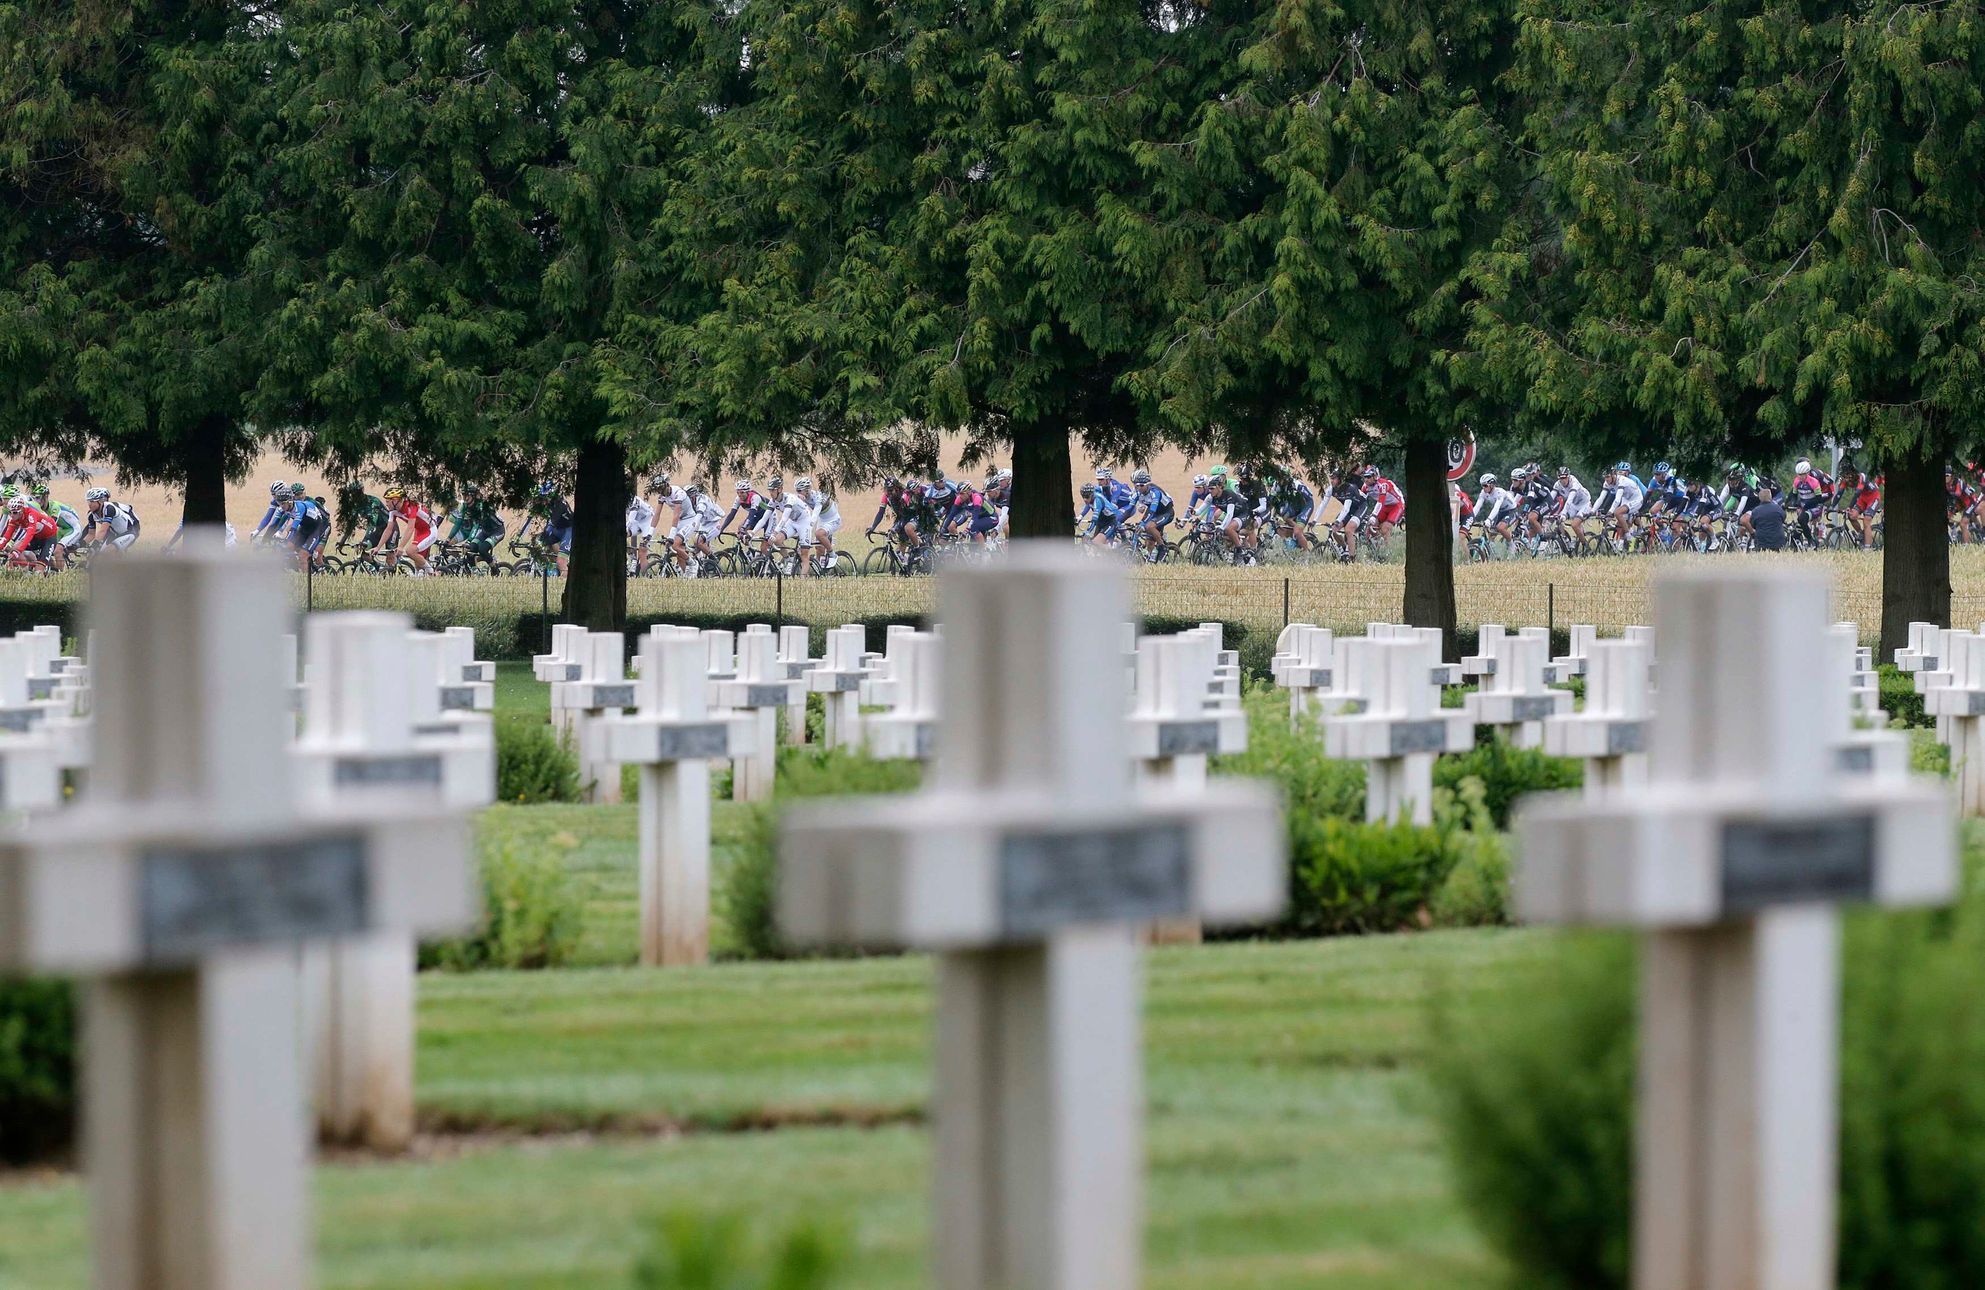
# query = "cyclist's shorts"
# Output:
<box><xmin>362</xmin><ymin>519</ymin><xmax>388</xmax><ymax>549</ymax></box>
<box><xmin>966</xmin><ymin>513</ymin><xmax>999</xmax><ymax>537</ymax></box>
<box><xmin>55</xmin><ymin>524</ymin><xmax>83</xmax><ymax>551</ymax></box>
<box><xmin>545</xmin><ymin>522</ymin><xmax>573</xmax><ymax>553</ymax></box>
<box><xmin>890</xmin><ymin>516</ymin><xmax>914</xmax><ymax>537</ymax></box>
<box><xmin>1095</xmin><ymin>517</ymin><xmax>1123</xmax><ymax>540</ymax></box>
<box><xmin>110</xmin><ymin>531</ymin><xmax>140</xmax><ymax>552</ymax></box>
<box><xmin>1216</xmin><ymin>504</ymin><xmax>1239</xmax><ymax>527</ymax></box>
<box><xmin>1145</xmin><ymin>507</ymin><xmax>1175</xmax><ymax>529</ymax></box>
<box><xmin>26</xmin><ymin>536</ymin><xmax>54</xmax><ymax>561</ymax></box>
<box><xmin>1374</xmin><ymin>501</ymin><xmax>1404</xmax><ymax>526</ymax></box>
<box><xmin>814</xmin><ymin>514</ymin><xmax>842</xmax><ymax>537</ymax></box>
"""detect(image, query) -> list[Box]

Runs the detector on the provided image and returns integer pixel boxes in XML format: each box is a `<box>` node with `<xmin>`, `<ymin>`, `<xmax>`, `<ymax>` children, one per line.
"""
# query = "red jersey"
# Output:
<box><xmin>393</xmin><ymin>498</ymin><xmax>433</xmax><ymax>540</ymax></box>
<box><xmin>2</xmin><ymin>505</ymin><xmax>57</xmax><ymax>549</ymax></box>
<box><xmin>1369</xmin><ymin>477</ymin><xmax>1404</xmax><ymax>508</ymax></box>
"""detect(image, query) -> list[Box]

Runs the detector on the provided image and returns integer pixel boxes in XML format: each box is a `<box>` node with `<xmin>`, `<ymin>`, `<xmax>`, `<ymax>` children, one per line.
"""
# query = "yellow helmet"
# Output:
<box><xmin>383</xmin><ymin>486</ymin><xmax>406</xmax><ymax>502</ymax></box>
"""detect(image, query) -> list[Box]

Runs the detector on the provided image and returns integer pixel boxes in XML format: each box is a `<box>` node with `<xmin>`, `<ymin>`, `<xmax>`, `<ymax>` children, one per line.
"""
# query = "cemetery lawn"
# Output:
<box><xmin>0</xmin><ymin>929</ymin><xmax>1549</xmax><ymax>1288</ymax></box>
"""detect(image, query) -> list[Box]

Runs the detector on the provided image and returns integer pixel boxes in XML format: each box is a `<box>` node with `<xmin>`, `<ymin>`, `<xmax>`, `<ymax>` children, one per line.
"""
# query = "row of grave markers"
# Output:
<box><xmin>0</xmin><ymin>535</ymin><xmax>1963</xmax><ymax>1290</ymax></box>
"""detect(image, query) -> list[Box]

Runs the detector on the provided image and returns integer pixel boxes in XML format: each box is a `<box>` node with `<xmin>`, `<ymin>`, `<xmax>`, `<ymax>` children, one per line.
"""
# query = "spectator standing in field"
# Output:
<box><xmin>1744</xmin><ymin>484</ymin><xmax>1787</xmax><ymax>551</ymax></box>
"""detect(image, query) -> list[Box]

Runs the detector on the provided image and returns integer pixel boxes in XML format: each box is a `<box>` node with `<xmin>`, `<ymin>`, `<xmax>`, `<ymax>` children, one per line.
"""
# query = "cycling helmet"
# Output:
<box><xmin>1192</xmin><ymin>474</ymin><xmax>1209</xmax><ymax>487</ymax></box>
<box><xmin>1726</xmin><ymin>462</ymin><xmax>1746</xmax><ymax>477</ymax></box>
<box><xmin>768</xmin><ymin>474</ymin><xmax>784</xmax><ymax>489</ymax></box>
<box><xmin>30</xmin><ymin>483</ymin><xmax>47</xmax><ymax>499</ymax></box>
<box><xmin>1096</xmin><ymin>467</ymin><xmax>1113</xmax><ymax>480</ymax></box>
<box><xmin>882</xmin><ymin>476</ymin><xmax>899</xmax><ymax>489</ymax></box>
<box><xmin>1614</xmin><ymin>460</ymin><xmax>1632</xmax><ymax>473</ymax></box>
<box><xmin>1794</xmin><ymin>457</ymin><xmax>1813</xmax><ymax>475</ymax></box>
<box><xmin>736</xmin><ymin>479</ymin><xmax>754</xmax><ymax>492</ymax></box>
<box><xmin>269</xmin><ymin>481</ymin><xmax>287</xmax><ymax>497</ymax></box>
<box><xmin>1209</xmin><ymin>465</ymin><xmax>1229</xmax><ymax>479</ymax></box>
<box><xmin>1727</xmin><ymin>466</ymin><xmax>1746</xmax><ymax>480</ymax></box>
<box><xmin>1079</xmin><ymin>484</ymin><xmax>1097</xmax><ymax>500</ymax></box>
<box><xmin>85</xmin><ymin>487</ymin><xmax>109</xmax><ymax>502</ymax></box>
<box><xmin>384</xmin><ymin>486</ymin><xmax>406</xmax><ymax>501</ymax></box>
<box><xmin>997</xmin><ymin>469</ymin><xmax>1012</xmax><ymax>482</ymax></box>
<box><xmin>650</xmin><ymin>473</ymin><xmax>670</xmax><ymax>491</ymax></box>
<box><xmin>1479</xmin><ymin>472</ymin><xmax>1499</xmax><ymax>487</ymax></box>
<box><xmin>1132</xmin><ymin>469</ymin><xmax>1151</xmax><ymax>485</ymax></box>
<box><xmin>1556</xmin><ymin>465</ymin><xmax>1571</xmax><ymax>478</ymax></box>
<box><xmin>1360</xmin><ymin>465</ymin><xmax>1378</xmax><ymax>480</ymax></box>
<box><xmin>794</xmin><ymin>475</ymin><xmax>813</xmax><ymax>491</ymax></box>
<box><xmin>1654</xmin><ymin>461</ymin><xmax>1672</xmax><ymax>476</ymax></box>
<box><xmin>686</xmin><ymin>483</ymin><xmax>703</xmax><ymax>497</ymax></box>
<box><xmin>4</xmin><ymin>498</ymin><xmax>22</xmax><ymax>513</ymax></box>
<box><xmin>288</xmin><ymin>483</ymin><xmax>306</xmax><ymax>497</ymax></box>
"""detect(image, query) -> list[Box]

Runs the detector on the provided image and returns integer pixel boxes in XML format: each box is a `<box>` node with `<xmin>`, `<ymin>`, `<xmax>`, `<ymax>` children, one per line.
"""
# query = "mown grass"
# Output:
<box><xmin>0</xmin><ymin>931</ymin><xmax>1544</xmax><ymax>1289</ymax></box>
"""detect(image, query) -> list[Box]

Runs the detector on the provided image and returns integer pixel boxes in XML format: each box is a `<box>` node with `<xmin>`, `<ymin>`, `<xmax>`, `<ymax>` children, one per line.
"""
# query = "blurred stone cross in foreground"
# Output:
<box><xmin>0</xmin><ymin>538</ymin><xmax>474</xmax><ymax>1290</ymax></box>
<box><xmin>778</xmin><ymin>544</ymin><xmax>1286</xmax><ymax>1290</ymax></box>
<box><xmin>1518</xmin><ymin>568</ymin><xmax>1954</xmax><ymax>1290</ymax></box>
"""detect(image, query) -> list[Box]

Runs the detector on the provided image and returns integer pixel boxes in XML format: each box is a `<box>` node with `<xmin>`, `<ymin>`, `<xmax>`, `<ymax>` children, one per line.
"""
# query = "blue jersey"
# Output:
<box><xmin>255</xmin><ymin>501</ymin><xmax>291</xmax><ymax>537</ymax></box>
<box><xmin>1099</xmin><ymin>480</ymin><xmax>1135</xmax><ymax>511</ymax></box>
<box><xmin>1083</xmin><ymin>492</ymin><xmax>1127</xmax><ymax>534</ymax></box>
<box><xmin>1136</xmin><ymin>485</ymin><xmax>1173</xmax><ymax>519</ymax></box>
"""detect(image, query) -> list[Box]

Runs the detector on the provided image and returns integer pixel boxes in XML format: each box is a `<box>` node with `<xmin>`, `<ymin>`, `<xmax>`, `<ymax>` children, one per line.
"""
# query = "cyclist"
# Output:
<box><xmin>626</xmin><ymin>487</ymin><xmax>658</xmax><ymax>575</ymax></box>
<box><xmin>944</xmin><ymin>477</ymin><xmax>1000</xmax><ymax>546</ymax></box>
<box><xmin>1365</xmin><ymin>467</ymin><xmax>1405</xmax><ymax>546</ymax></box>
<box><xmin>0</xmin><ymin>496</ymin><xmax>59</xmax><ymax>568</ymax></box>
<box><xmin>721</xmin><ymin>478</ymin><xmax>769</xmax><ymax>543</ymax></box>
<box><xmin>31</xmin><ymin>484</ymin><xmax>84</xmax><ymax>571</ymax></box>
<box><xmin>866</xmin><ymin>476</ymin><xmax>922</xmax><ymax>548</ymax></box>
<box><xmin>1639</xmin><ymin>462</ymin><xmax>1689</xmax><ymax>547</ymax></box>
<box><xmin>673</xmin><ymin>483</ymin><xmax>726</xmax><ymax>575</ymax></box>
<box><xmin>767</xmin><ymin>478</ymin><xmax>814</xmax><ymax>569</ymax></box>
<box><xmin>984</xmin><ymin>468</ymin><xmax>1012</xmax><ymax>537</ymax></box>
<box><xmin>794</xmin><ymin>476</ymin><xmax>843</xmax><ymax>567</ymax></box>
<box><xmin>378</xmin><ymin>486</ymin><xmax>437</xmax><ymax>575</ymax></box>
<box><xmin>1126</xmin><ymin>470</ymin><xmax>1175</xmax><ymax>552</ymax></box>
<box><xmin>1721</xmin><ymin>465</ymin><xmax>1760</xmax><ymax>532</ymax></box>
<box><xmin>1183</xmin><ymin>474</ymin><xmax>1215</xmax><ymax>526</ymax></box>
<box><xmin>1206</xmin><ymin>466</ymin><xmax>1248</xmax><ymax>551</ymax></box>
<box><xmin>284</xmin><ymin>483</ymin><xmax>330</xmax><ymax>571</ymax></box>
<box><xmin>81</xmin><ymin>488</ymin><xmax>141</xmax><ymax>553</ymax></box>
<box><xmin>1511</xmin><ymin>466</ymin><xmax>1552</xmax><ymax>545</ymax></box>
<box><xmin>1949</xmin><ymin>466</ymin><xmax>1982</xmax><ymax>543</ymax></box>
<box><xmin>1094</xmin><ymin>467</ymin><xmax>1137</xmax><ymax>517</ymax></box>
<box><xmin>1602</xmin><ymin>464</ymin><xmax>1645</xmax><ymax>544</ymax></box>
<box><xmin>336</xmin><ymin>484</ymin><xmax>394</xmax><ymax>553</ymax></box>
<box><xmin>924</xmin><ymin>474</ymin><xmax>961</xmax><ymax>535</ymax></box>
<box><xmin>1469</xmin><ymin>472</ymin><xmax>1520</xmax><ymax>548</ymax></box>
<box><xmin>527</xmin><ymin>482</ymin><xmax>574</xmax><ymax>575</ymax></box>
<box><xmin>1841</xmin><ymin>468</ymin><xmax>1881</xmax><ymax>548</ymax></box>
<box><xmin>252</xmin><ymin>480</ymin><xmax>293</xmax><ymax>544</ymax></box>
<box><xmin>1077</xmin><ymin>481</ymin><xmax>1127</xmax><ymax>546</ymax></box>
<box><xmin>1787</xmin><ymin>456</ymin><xmax>1832</xmax><ymax>544</ymax></box>
<box><xmin>444</xmin><ymin>488</ymin><xmax>505</xmax><ymax>568</ymax></box>
<box><xmin>1551</xmin><ymin>466</ymin><xmax>1593</xmax><ymax>542</ymax></box>
<box><xmin>1327</xmin><ymin>468</ymin><xmax>1370</xmax><ymax>555</ymax></box>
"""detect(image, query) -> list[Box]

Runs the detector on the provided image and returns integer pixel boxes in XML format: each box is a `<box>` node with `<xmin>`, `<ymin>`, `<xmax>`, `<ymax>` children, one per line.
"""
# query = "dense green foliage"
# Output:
<box><xmin>496</xmin><ymin>721</ymin><xmax>584</xmax><ymax>804</ymax></box>
<box><xmin>1435</xmin><ymin>737</ymin><xmax>1584</xmax><ymax>828</ymax></box>
<box><xmin>425</xmin><ymin>836</ymin><xmax>585</xmax><ymax>970</ymax></box>
<box><xmin>1431</xmin><ymin>853</ymin><xmax>1985</xmax><ymax>1289</ymax></box>
<box><xmin>631</xmin><ymin>1213</ymin><xmax>845</xmax><ymax>1290</ymax></box>
<box><xmin>0</xmin><ymin>979</ymin><xmax>75</xmax><ymax>1164</ymax></box>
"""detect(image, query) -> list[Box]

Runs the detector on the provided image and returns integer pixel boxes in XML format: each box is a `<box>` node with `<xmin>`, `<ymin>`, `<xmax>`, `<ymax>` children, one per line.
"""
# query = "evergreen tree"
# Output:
<box><xmin>266</xmin><ymin>0</ymin><xmax>729</xmax><ymax>626</ymax></box>
<box><xmin>0</xmin><ymin>1</ymin><xmax>275</xmax><ymax>525</ymax></box>
<box><xmin>1482</xmin><ymin>0</ymin><xmax>1985</xmax><ymax>652</ymax></box>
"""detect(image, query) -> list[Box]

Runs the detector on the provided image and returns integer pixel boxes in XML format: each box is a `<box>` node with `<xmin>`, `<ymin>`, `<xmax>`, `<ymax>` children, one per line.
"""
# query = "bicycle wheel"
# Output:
<box><xmin>819</xmin><ymin>551</ymin><xmax>853</xmax><ymax>576</ymax></box>
<box><xmin>860</xmin><ymin>547</ymin><xmax>898</xmax><ymax>576</ymax></box>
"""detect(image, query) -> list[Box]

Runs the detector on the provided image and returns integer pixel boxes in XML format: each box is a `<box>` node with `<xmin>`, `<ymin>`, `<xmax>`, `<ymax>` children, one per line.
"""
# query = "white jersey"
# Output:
<box><xmin>1606</xmin><ymin>477</ymin><xmax>1644</xmax><ymax>510</ymax></box>
<box><xmin>799</xmin><ymin>490</ymin><xmax>840</xmax><ymax>535</ymax></box>
<box><xmin>94</xmin><ymin>502</ymin><xmax>140</xmax><ymax>538</ymax></box>
<box><xmin>690</xmin><ymin>492</ymin><xmax>724</xmax><ymax>534</ymax></box>
<box><xmin>626</xmin><ymin>497</ymin><xmax>656</xmax><ymax>538</ymax></box>
<box><xmin>1551</xmin><ymin>478</ymin><xmax>1592</xmax><ymax>518</ymax></box>
<box><xmin>1472</xmin><ymin>487</ymin><xmax>1518</xmax><ymax>523</ymax></box>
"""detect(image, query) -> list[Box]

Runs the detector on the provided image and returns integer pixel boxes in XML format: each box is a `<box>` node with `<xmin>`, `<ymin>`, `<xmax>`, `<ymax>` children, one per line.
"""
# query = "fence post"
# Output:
<box><xmin>306</xmin><ymin>561</ymin><xmax>314</xmax><ymax>614</ymax></box>
<box><xmin>1282</xmin><ymin>576</ymin><xmax>1290</xmax><ymax>627</ymax></box>
<box><xmin>776</xmin><ymin>570</ymin><xmax>784</xmax><ymax>628</ymax></box>
<box><xmin>1547</xmin><ymin>582</ymin><xmax>1555</xmax><ymax>637</ymax></box>
<box><xmin>541</xmin><ymin>567</ymin><xmax>552</xmax><ymax>653</ymax></box>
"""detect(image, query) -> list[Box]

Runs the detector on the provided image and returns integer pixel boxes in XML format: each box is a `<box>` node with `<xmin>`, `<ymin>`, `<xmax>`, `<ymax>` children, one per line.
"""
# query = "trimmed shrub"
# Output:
<box><xmin>719</xmin><ymin>748</ymin><xmax>923</xmax><ymax>961</ymax></box>
<box><xmin>1214</xmin><ymin>687</ymin><xmax>1365</xmax><ymax>821</ymax></box>
<box><xmin>425</xmin><ymin>838</ymin><xmax>584</xmax><ymax>970</ymax></box>
<box><xmin>1880</xmin><ymin>663</ymin><xmax>1930</xmax><ymax>729</ymax></box>
<box><xmin>0</xmin><ymin>980</ymin><xmax>76</xmax><ymax>1163</ymax></box>
<box><xmin>1433</xmin><ymin>736</ymin><xmax>1581</xmax><ymax>828</ymax></box>
<box><xmin>496</xmin><ymin>721</ymin><xmax>582</xmax><ymax>804</ymax></box>
<box><xmin>1430</xmin><ymin>857</ymin><xmax>1985</xmax><ymax>1290</ymax></box>
<box><xmin>1429</xmin><ymin>779</ymin><xmax>1513</xmax><ymax>927</ymax></box>
<box><xmin>631</xmin><ymin>1211</ymin><xmax>845</xmax><ymax>1290</ymax></box>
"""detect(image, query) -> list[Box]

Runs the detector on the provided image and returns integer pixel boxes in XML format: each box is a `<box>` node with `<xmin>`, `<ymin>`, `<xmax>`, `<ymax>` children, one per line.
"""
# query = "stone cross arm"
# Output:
<box><xmin>780</xmin><ymin>783</ymin><xmax>1283</xmax><ymax>950</ymax></box>
<box><xmin>1516</xmin><ymin>782</ymin><xmax>1953</xmax><ymax>927</ymax></box>
<box><xmin>0</xmin><ymin>806</ymin><xmax>472</xmax><ymax>974</ymax></box>
<box><xmin>600</xmin><ymin>709</ymin><xmax>752</xmax><ymax>764</ymax></box>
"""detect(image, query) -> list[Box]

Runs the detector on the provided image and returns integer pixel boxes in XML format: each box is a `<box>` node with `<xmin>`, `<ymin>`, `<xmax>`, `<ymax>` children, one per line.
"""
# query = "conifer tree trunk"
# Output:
<box><xmin>563</xmin><ymin>434</ymin><xmax>628</xmax><ymax>632</ymax></box>
<box><xmin>1402</xmin><ymin>434</ymin><xmax>1459</xmax><ymax>660</ymax></box>
<box><xmin>1878</xmin><ymin>447</ymin><xmax>1949</xmax><ymax>660</ymax></box>
<box><xmin>1008</xmin><ymin>419</ymin><xmax>1074</xmax><ymax>539</ymax></box>
<box><xmin>179</xmin><ymin>413</ymin><xmax>230</xmax><ymax>527</ymax></box>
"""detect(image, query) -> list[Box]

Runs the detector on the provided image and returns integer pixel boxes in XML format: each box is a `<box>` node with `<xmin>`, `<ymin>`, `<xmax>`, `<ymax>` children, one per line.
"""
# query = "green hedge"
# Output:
<box><xmin>1430</xmin><ymin>851</ymin><xmax>1985</xmax><ymax>1289</ymax></box>
<box><xmin>1879</xmin><ymin>663</ymin><xmax>1931</xmax><ymax>729</ymax></box>
<box><xmin>0</xmin><ymin>980</ymin><xmax>75</xmax><ymax>1164</ymax></box>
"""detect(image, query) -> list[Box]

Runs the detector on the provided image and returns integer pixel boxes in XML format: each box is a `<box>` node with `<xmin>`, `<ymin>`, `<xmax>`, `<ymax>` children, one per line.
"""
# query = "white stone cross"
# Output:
<box><xmin>0</xmin><ymin>543</ymin><xmax>473</xmax><ymax>1289</ymax></box>
<box><xmin>550</xmin><ymin>630</ymin><xmax>631</xmax><ymax>803</ymax></box>
<box><xmin>0</xmin><ymin>637</ymin><xmax>60</xmax><ymax>813</ymax></box>
<box><xmin>776</xmin><ymin>624</ymin><xmax>814</xmax><ymax>743</ymax></box>
<box><xmin>864</xmin><ymin>631</ymin><xmax>942</xmax><ymax>763</ymax></box>
<box><xmin>1894</xmin><ymin>619</ymin><xmax>1941</xmax><ymax>673</ymax></box>
<box><xmin>435</xmin><ymin>627</ymin><xmax>495</xmax><ymax>712</ymax></box>
<box><xmin>1128</xmin><ymin>634</ymin><xmax>1246</xmax><ymax>793</ymax></box>
<box><xmin>1830</xmin><ymin>624</ymin><xmax>1905</xmax><ymax>783</ymax></box>
<box><xmin>1518</xmin><ymin>568</ymin><xmax>1954</xmax><ymax>1290</ymax></box>
<box><xmin>600</xmin><ymin>629</ymin><xmax>749</xmax><ymax>966</ymax></box>
<box><xmin>1273</xmin><ymin>625</ymin><xmax>1335</xmax><ymax>721</ymax></box>
<box><xmin>1925</xmin><ymin>629</ymin><xmax>1985</xmax><ymax>813</ymax></box>
<box><xmin>779</xmin><ymin>545</ymin><xmax>1283</xmax><ymax>1290</ymax></box>
<box><xmin>1553</xmin><ymin>623</ymin><xmax>1596</xmax><ymax>678</ymax></box>
<box><xmin>1464</xmin><ymin>629</ymin><xmax>1570</xmax><ymax>747</ymax></box>
<box><xmin>715</xmin><ymin>628</ymin><xmax>804</xmax><ymax>800</ymax></box>
<box><xmin>1541</xmin><ymin>638</ymin><xmax>1651</xmax><ymax>798</ymax></box>
<box><xmin>1461</xmin><ymin>623</ymin><xmax>1505</xmax><ymax>678</ymax></box>
<box><xmin>293</xmin><ymin>613</ymin><xmax>494</xmax><ymax>1152</ymax></box>
<box><xmin>1324</xmin><ymin>637</ymin><xmax>1473</xmax><ymax>823</ymax></box>
<box><xmin>806</xmin><ymin>624</ymin><xmax>867</xmax><ymax>750</ymax></box>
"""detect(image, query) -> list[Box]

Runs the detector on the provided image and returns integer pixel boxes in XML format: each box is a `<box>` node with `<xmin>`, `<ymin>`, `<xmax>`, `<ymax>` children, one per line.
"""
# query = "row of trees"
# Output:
<box><xmin>2</xmin><ymin>0</ymin><xmax>1977</xmax><ymax>650</ymax></box>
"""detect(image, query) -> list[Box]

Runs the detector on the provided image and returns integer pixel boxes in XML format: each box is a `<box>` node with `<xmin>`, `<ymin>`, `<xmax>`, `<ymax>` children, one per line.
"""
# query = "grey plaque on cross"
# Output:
<box><xmin>650</xmin><ymin>723</ymin><xmax>733</xmax><ymax>760</ymax></box>
<box><xmin>1387</xmin><ymin>719</ymin><xmax>1451</xmax><ymax>756</ymax></box>
<box><xmin>1720</xmin><ymin>816</ymin><xmax>1876</xmax><ymax>915</ymax></box>
<box><xmin>1835</xmin><ymin>745</ymin><xmax>1873</xmax><ymax>774</ymax></box>
<box><xmin>817</xmin><ymin>673</ymin><xmax>862</xmax><ymax>693</ymax></box>
<box><xmin>0</xmin><ymin>707</ymin><xmax>43</xmax><ymax>733</ymax></box>
<box><xmin>439</xmin><ymin>686</ymin><xmax>477</xmax><ymax>711</ymax></box>
<box><xmin>26</xmin><ymin>679</ymin><xmax>53</xmax><ymax>700</ymax></box>
<box><xmin>558</xmin><ymin>664</ymin><xmax>583</xmax><ymax>683</ymax></box>
<box><xmin>998</xmin><ymin>824</ymin><xmax>1193</xmax><ymax>938</ymax></box>
<box><xmin>740</xmin><ymin>683</ymin><xmax>794</xmax><ymax>707</ymax></box>
<box><xmin>334</xmin><ymin>754</ymin><xmax>445</xmax><ymax>789</ymax></box>
<box><xmin>48</xmin><ymin>659</ymin><xmax>71</xmax><ymax>674</ymax></box>
<box><xmin>1606</xmin><ymin>721</ymin><xmax>1648</xmax><ymax>756</ymax></box>
<box><xmin>784</xmin><ymin>661</ymin><xmax>812</xmax><ymax>680</ymax></box>
<box><xmin>589</xmin><ymin>684</ymin><xmax>636</xmax><ymax>709</ymax></box>
<box><xmin>1156</xmin><ymin>720</ymin><xmax>1221</xmax><ymax>758</ymax></box>
<box><xmin>141</xmin><ymin>835</ymin><xmax>370</xmax><ymax>962</ymax></box>
<box><xmin>1511</xmin><ymin>695</ymin><xmax>1559</xmax><ymax>722</ymax></box>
